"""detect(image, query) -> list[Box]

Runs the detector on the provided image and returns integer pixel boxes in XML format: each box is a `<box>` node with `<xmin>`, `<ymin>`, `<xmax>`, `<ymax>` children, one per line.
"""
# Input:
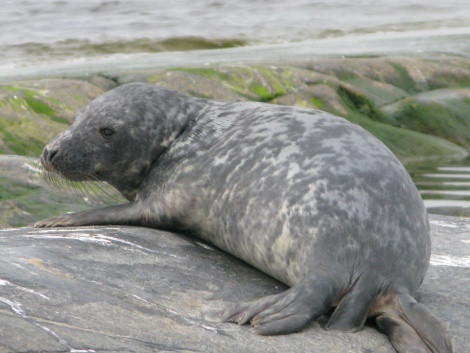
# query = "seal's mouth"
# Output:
<box><xmin>39</xmin><ymin>155</ymin><xmax>83</xmax><ymax>182</ymax></box>
<box><xmin>39</xmin><ymin>145</ymin><xmax>92</xmax><ymax>182</ymax></box>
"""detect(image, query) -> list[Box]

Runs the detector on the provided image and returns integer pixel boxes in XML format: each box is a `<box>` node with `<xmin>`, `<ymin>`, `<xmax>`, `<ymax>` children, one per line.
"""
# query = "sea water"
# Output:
<box><xmin>0</xmin><ymin>0</ymin><xmax>469</xmax><ymax>76</ymax></box>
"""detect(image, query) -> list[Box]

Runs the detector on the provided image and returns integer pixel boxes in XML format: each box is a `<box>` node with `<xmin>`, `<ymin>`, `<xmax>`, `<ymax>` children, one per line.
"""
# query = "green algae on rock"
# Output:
<box><xmin>382</xmin><ymin>88</ymin><xmax>470</xmax><ymax>149</ymax></box>
<box><xmin>1</xmin><ymin>57</ymin><xmax>468</xmax><ymax>164</ymax></box>
<box><xmin>138</xmin><ymin>58</ymin><xmax>469</xmax><ymax>165</ymax></box>
<box><xmin>0</xmin><ymin>80</ymin><xmax>104</xmax><ymax>156</ymax></box>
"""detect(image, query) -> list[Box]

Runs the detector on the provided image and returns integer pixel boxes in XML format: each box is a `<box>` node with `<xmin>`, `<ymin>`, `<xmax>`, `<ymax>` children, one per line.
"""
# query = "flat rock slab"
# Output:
<box><xmin>0</xmin><ymin>214</ymin><xmax>468</xmax><ymax>353</ymax></box>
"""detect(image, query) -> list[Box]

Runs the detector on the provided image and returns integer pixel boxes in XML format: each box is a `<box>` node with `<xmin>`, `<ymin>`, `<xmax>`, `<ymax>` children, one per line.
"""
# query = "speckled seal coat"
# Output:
<box><xmin>36</xmin><ymin>83</ymin><xmax>453</xmax><ymax>353</ymax></box>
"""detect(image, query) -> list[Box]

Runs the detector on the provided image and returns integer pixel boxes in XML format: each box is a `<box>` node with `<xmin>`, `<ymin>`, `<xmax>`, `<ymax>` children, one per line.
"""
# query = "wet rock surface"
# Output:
<box><xmin>0</xmin><ymin>214</ymin><xmax>468</xmax><ymax>352</ymax></box>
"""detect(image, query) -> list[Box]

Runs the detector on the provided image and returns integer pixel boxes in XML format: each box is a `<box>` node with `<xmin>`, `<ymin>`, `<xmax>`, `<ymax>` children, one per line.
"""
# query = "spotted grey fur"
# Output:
<box><xmin>36</xmin><ymin>83</ymin><xmax>453</xmax><ymax>353</ymax></box>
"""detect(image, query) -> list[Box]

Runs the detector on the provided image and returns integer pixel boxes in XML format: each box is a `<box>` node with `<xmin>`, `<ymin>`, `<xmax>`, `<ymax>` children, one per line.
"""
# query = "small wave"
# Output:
<box><xmin>2</xmin><ymin>36</ymin><xmax>248</xmax><ymax>61</ymax></box>
<box><xmin>317</xmin><ymin>19</ymin><xmax>470</xmax><ymax>39</ymax></box>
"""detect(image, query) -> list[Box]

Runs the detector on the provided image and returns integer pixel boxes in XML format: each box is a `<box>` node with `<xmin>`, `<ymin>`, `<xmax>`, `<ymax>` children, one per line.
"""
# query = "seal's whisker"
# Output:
<box><xmin>71</xmin><ymin>179</ymin><xmax>89</xmax><ymax>201</ymax></box>
<box><xmin>89</xmin><ymin>177</ymin><xmax>122</xmax><ymax>204</ymax></box>
<box><xmin>79</xmin><ymin>179</ymin><xmax>103</xmax><ymax>204</ymax></box>
<box><xmin>83</xmin><ymin>174</ymin><xmax>124</xmax><ymax>205</ymax></box>
<box><xmin>39</xmin><ymin>167</ymin><xmax>122</xmax><ymax>206</ymax></box>
<box><xmin>76</xmin><ymin>179</ymin><xmax>110</xmax><ymax>205</ymax></box>
<box><xmin>43</xmin><ymin>170</ymin><xmax>62</xmax><ymax>190</ymax></box>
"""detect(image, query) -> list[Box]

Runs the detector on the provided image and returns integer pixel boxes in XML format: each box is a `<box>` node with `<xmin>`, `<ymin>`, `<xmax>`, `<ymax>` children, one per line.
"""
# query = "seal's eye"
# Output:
<box><xmin>100</xmin><ymin>127</ymin><xmax>114</xmax><ymax>137</ymax></box>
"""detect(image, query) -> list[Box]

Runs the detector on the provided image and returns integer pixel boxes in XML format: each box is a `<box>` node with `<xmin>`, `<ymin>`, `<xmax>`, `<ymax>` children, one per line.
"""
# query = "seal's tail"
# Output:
<box><xmin>371</xmin><ymin>292</ymin><xmax>453</xmax><ymax>353</ymax></box>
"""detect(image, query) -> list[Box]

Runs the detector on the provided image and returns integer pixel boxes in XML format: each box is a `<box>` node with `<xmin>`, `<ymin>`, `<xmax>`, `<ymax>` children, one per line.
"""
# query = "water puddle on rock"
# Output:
<box><xmin>409</xmin><ymin>158</ymin><xmax>470</xmax><ymax>218</ymax></box>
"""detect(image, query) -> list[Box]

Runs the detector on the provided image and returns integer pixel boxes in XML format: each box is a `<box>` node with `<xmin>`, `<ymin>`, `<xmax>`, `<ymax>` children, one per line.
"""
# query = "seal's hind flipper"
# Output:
<box><xmin>373</xmin><ymin>293</ymin><xmax>453</xmax><ymax>353</ymax></box>
<box><xmin>326</xmin><ymin>275</ymin><xmax>378</xmax><ymax>332</ymax></box>
<box><xmin>218</xmin><ymin>276</ymin><xmax>335</xmax><ymax>335</ymax></box>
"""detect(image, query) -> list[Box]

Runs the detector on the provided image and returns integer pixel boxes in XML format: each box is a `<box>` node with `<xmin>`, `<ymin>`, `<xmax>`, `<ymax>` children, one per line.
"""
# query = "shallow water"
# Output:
<box><xmin>3</xmin><ymin>0</ymin><xmax>468</xmax><ymax>46</ymax></box>
<box><xmin>409</xmin><ymin>158</ymin><xmax>470</xmax><ymax>217</ymax></box>
<box><xmin>1</xmin><ymin>0</ymin><xmax>469</xmax><ymax>79</ymax></box>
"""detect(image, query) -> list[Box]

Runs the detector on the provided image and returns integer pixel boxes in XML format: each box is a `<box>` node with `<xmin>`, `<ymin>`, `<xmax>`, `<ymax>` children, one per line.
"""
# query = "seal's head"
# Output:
<box><xmin>40</xmin><ymin>83</ymin><xmax>189</xmax><ymax>200</ymax></box>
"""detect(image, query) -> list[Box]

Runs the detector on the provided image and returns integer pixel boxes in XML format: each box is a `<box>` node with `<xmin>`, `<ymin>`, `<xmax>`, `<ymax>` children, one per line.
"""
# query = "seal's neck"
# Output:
<box><xmin>114</xmin><ymin>93</ymin><xmax>212</xmax><ymax>201</ymax></box>
<box><xmin>160</xmin><ymin>95</ymin><xmax>212</xmax><ymax>148</ymax></box>
<box><xmin>152</xmin><ymin>97</ymin><xmax>224</xmax><ymax>168</ymax></box>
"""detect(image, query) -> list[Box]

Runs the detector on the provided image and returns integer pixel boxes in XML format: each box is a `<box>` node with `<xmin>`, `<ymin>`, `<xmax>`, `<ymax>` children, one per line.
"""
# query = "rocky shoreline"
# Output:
<box><xmin>1</xmin><ymin>56</ymin><xmax>469</xmax><ymax>161</ymax></box>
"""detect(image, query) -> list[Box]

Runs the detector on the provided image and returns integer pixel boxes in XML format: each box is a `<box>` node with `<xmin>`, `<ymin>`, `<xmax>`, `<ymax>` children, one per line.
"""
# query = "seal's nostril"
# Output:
<box><xmin>48</xmin><ymin>149</ymin><xmax>58</xmax><ymax>162</ymax></box>
<box><xmin>41</xmin><ymin>149</ymin><xmax>48</xmax><ymax>161</ymax></box>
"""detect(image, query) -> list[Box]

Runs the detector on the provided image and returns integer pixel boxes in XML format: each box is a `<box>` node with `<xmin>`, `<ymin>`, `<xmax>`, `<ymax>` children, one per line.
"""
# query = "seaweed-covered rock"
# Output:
<box><xmin>112</xmin><ymin>58</ymin><xmax>470</xmax><ymax>163</ymax></box>
<box><xmin>382</xmin><ymin>88</ymin><xmax>470</xmax><ymax>148</ymax></box>
<box><xmin>0</xmin><ymin>215</ymin><xmax>468</xmax><ymax>352</ymax></box>
<box><xmin>1</xmin><ymin>57</ymin><xmax>469</xmax><ymax>162</ymax></box>
<box><xmin>0</xmin><ymin>80</ymin><xmax>103</xmax><ymax>156</ymax></box>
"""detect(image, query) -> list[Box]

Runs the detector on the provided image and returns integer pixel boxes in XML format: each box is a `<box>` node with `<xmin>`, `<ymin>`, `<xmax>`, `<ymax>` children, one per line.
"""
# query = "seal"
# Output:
<box><xmin>35</xmin><ymin>83</ymin><xmax>452</xmax><ymax>353</ymax></box>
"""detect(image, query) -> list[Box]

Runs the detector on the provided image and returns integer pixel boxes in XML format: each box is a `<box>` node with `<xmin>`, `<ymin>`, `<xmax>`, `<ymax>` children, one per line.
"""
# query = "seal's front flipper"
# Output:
<box><xmin>217</xmin><ymin>276</ymin><xmax>335</xmax><ymax>335</ymax></box>
<box><xmin>373</xmin><ymin>293</ymin><xmax>453</xmax><ymax>353</ymax></box>
<box><xmin>34</xmin><ymin>202</ymin><xmax>143</xmax><ymax>228</ymax></box>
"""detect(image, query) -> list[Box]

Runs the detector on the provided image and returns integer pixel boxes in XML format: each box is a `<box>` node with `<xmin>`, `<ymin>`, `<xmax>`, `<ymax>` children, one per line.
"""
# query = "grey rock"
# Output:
<box><xmin>0</xmin><ymin>214</ymin><xmax>468</xmax><ymax>353</ymax></box>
